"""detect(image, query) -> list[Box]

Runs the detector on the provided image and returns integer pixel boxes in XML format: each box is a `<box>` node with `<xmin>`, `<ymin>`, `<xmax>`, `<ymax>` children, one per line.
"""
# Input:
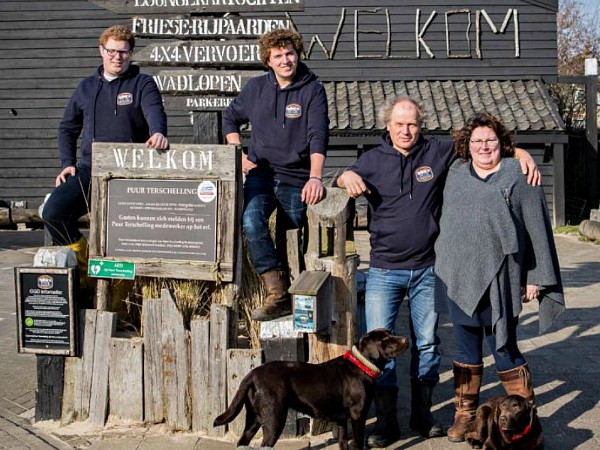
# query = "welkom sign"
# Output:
<box><xmin>88</xmin><ymin>143</ymin><xmax>240</xmax><ymax>282</ymax></box>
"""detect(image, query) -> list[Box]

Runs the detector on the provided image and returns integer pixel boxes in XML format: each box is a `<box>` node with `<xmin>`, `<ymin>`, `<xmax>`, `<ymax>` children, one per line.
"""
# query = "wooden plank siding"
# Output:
<box><xmin>0</xmin><ymin>1</ymin><xmax>194</xmax><ymax>208</ymax></box>
<box><xmin>282</xmin><ymin>1</ymin><xmax>558</xmax><ymax>81</ymax></box>
<box><xmin>0</xmin><ymin>0</ymin><xmax>560</xmax><ymax>214</ymax></box>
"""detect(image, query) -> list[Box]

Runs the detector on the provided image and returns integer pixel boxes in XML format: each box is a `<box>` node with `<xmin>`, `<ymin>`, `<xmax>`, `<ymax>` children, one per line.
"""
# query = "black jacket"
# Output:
<box><xmin>58</xmin><ymin>64</ymin><xmax>167</xmax><ymax>169</ymax></box>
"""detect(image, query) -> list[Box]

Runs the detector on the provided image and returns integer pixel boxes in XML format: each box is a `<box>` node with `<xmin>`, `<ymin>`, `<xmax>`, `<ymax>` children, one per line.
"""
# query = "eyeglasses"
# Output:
<box><xmin>102</xmin><ymin>46</ymin><xmax>132</xmax><ymax>58</ymax></box>
<box><xmin>470</xmin><ymin>138</ymin><xmax>499</xmax><ymax>147</ymax></box>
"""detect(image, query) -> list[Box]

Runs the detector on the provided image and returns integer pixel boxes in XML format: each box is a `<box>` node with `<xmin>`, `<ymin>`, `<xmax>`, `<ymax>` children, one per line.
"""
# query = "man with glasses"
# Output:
<box><xmin>336</xmin><ymin>97</ymin><xmax>539</xmax><ymax>447</ymax></box>
<box><xmin>42</xmin><ymin>25</ymin><xmax>168</xmax><ymax>295</ymax></box>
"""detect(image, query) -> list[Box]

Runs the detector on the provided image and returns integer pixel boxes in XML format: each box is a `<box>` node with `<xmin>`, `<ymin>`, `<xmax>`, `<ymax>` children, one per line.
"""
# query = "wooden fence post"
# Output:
<box><xmin>304</xmin><ymin>187</ymin><xmax>358</xmax><ymax>435</ymax></box>
<box><xmin>109</xmin><ymin>337</ymin><xmax>143</xmax><ymax>422</ymax></box>
<box><xmin>191</xmin><ymin>317</ymin><xmax>211</xmax><ymax>432</ymax></box>
<box><xmin>160</xmin><ymin>289</ymin><xmax>191</xmax><ymax>431</ymax></box>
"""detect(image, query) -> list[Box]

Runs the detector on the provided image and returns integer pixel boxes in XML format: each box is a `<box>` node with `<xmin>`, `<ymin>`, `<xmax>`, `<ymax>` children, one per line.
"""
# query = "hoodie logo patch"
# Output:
<box><xmin>285</xmin><ymin>103</ymin><xmax>302</xmax><ymax>119</ymax></box>
<box><xmin>415</xmin><ymin>166</ymin><xmax>434</xmax><ymax>182</ymax></box>
<box><xmin>117</xmin><ymin>93</ymin><xmax>133</xmax><ymax>106</ymax></box>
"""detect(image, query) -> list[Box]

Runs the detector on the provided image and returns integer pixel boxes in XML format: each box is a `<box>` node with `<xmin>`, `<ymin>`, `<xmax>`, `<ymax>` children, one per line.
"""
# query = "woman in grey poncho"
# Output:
<box><xmin>434</xmin><ymin>112</ymin><xmax>565</xmax><ymax>443</ymax></box>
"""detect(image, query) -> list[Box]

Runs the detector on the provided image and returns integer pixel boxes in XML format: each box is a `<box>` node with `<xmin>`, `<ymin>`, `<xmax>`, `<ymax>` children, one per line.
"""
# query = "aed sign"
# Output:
<box><xmin>88</xmin><ymin>259</ymin><xmax>136</xmax><ymax>280</ymax></box>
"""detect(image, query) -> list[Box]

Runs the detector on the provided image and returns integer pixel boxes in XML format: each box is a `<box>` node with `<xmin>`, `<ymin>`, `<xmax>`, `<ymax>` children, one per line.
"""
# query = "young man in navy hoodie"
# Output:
<box><xmin>336</xmin><ymin>97</ymin><xmax>540</xmax><ymax>447</ymax></box>
<box><xmin>42</xmin><ymin>25</ymin><xmax>169</xmax><ymax>288</ymax></box>
<box><xmin>222</xmin><ymin>29</ymin><xmax>329</xmax><ymax>321</ymax></box>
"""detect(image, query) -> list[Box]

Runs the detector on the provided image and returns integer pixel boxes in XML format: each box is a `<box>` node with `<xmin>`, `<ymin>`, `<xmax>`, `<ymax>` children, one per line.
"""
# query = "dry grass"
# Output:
<box><xmin>237</xmin><ymin>240</ymin><xmax>265</xmax><ymax>349</ymax></box>
<box><xmin>115</xmin><ymin>241</ymin><xmax>265</xmax><ymax>349</ymax></box>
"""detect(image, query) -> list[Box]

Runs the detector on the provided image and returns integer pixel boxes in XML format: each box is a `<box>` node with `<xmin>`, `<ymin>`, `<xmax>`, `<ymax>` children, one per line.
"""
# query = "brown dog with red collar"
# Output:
<box><xmin>466</xmin><ymin>394</ymin><xmax>543</xmax><ymax>449</ymax></box>
<box><xmin>213</xmin><ymin>328</ymin><xmax>408</xmax><ymax>450</ymax></box>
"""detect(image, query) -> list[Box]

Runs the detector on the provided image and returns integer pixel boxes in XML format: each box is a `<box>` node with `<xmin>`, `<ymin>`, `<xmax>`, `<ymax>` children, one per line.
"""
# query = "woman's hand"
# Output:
<box><xmin>522</xmin><ymin>284</ymin><xmax>540</xmax><ymax>303</ymax></box>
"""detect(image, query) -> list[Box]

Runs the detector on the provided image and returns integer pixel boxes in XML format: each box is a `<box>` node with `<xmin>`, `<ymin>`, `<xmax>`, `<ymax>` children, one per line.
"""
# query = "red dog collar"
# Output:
<box><xmin>343</xmin><ymin>350</ymin><xmax>379</xmax><ymax>378</ymax></box>
<box><xmin>500</xmin><ymin>424</ymin><xmax>531</xmax><ymax>441</ymax></box>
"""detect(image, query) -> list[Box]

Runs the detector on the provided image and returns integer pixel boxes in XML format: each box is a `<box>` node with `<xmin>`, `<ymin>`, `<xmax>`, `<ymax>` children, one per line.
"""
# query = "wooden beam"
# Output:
<box><xmin>92</xmin><ymin>0</ymin><xmax>305</xmax><ymax>14</ymax></box>
<box><xmin>134</xmin><ymin>40</ymin><xmax>261</xmax><ymax>67</ymax></box>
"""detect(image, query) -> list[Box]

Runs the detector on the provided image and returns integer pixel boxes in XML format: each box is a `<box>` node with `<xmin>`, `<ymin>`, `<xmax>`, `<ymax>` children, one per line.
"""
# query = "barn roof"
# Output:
<box><xmin>323</xmin><ymin>79</ymin><xmax>565</xmax><ymax>134</ymax></box>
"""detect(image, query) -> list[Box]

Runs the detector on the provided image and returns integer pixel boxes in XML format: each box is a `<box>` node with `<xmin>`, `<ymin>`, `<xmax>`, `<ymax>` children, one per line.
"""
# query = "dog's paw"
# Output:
<box><xmin>465</xmin><ymin>434</ymin><xmax>484</xmax><ymax>449</ymax></box>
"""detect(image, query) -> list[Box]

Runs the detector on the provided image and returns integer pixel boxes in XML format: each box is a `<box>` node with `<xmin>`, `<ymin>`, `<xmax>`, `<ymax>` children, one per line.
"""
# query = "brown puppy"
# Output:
<box><xmin>466</xmin><ymin>394</ymin><xmax>543</xmax><ymax>450</ymax></box>
<box><xmin>213</xmin><ymin>328</ymin><xmax>408</xmax><ymax>450</ymax></box>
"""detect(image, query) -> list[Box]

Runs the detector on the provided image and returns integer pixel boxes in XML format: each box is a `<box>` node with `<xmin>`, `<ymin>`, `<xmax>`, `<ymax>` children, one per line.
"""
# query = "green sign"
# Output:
<box><xmin>88</xmin><ymin>259</ymin><xmax>135</xmax><ymax>280</ymax></box>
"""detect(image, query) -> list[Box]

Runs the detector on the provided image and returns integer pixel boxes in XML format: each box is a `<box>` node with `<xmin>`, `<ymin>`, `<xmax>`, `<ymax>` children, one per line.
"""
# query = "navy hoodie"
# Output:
<box><xmin>349</xmin><ymin>133</ymin><xmax>456</xmax><ymax>269</ymax></box>
<box><xmin>58</xmin><ymin>64</ymin><xmax>168</xmax><ymax>170</ymax></box>
<box><xmin>222</xmin><ymin>61</ymin><xmax>329</xmax><ymax>187</ymax></box>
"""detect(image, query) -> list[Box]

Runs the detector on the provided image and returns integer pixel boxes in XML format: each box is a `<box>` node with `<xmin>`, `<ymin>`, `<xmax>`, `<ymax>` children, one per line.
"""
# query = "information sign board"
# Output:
<box><xmin>15</xmin><ymin>268</ymin><xmax>77</xmax><ymax>356</ymax></box>
<box><xmin>105</xmin><ymin>179</ymin><xmax>218</xmax><ymax>262</ymax></box>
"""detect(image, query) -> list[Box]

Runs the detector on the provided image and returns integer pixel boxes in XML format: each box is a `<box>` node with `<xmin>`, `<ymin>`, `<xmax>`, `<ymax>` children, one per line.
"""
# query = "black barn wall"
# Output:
<box><xmin>0</xmin><ymin>0</ymin><xmax>561</xmax><ymax>217</ymax></box>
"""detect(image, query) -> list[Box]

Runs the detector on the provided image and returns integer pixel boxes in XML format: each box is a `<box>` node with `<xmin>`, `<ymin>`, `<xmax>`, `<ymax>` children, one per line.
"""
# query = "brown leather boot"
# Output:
<box><xmin>252</xmin><ymin>270</ymin><xmax>292</xmax><ymax>321</ymax></box>
<box><xmin>447</xmin><ymin>361</ymin><xmax>483</xmax><ymax>443</ymax></box>
<box><xmin>498</xmin><ymin>363</ymin><xmax>536</xmax><ymax>406</ymax></box>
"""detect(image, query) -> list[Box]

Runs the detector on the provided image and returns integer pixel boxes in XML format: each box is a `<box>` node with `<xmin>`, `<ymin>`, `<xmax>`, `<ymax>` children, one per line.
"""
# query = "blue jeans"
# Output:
<box><xmin>365</xmin><ymin>265</ymin><xmax>441</xmax><ymax>388</ymax></box>
<box><xmin>42</xmin><ymin>166</ymin><xmax>91</xmax><ymax>246</ymax></box>
<box><xmin>242</xmin><ymin>175</ymin><xmax>306</xmax><ymax>275</ymax></box>
<box><xmin>453</xmin><ymin>320</ymin><xmax>526</xmax><ymax>372</ymax></box>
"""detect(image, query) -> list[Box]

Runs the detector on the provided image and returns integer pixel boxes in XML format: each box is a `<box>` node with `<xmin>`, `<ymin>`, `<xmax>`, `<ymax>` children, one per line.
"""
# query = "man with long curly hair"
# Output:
<box><xmin>223</xmin><ymin>29</ymin><xmax>329</xmax><ymax>321</ymax></box>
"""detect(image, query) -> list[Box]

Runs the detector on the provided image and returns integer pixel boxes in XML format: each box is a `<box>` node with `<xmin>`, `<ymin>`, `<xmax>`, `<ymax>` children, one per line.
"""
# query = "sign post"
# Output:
<box><xmin>89</xmin><ymin>142</ymin><xmax>241</xmax><ymax>282</ymax></box>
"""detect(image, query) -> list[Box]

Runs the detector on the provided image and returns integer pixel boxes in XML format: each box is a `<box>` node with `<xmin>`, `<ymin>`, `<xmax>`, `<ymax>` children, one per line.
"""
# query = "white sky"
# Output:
<box><xmin>576</xmin><ymin>0</ymin><xmax>599</xmax><ymax>19</ymax></box>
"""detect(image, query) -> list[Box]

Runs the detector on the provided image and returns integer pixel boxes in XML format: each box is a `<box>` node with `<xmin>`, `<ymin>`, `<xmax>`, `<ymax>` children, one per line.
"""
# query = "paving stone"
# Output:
<box><xmin>1</xmin><ymin>231</ymin><xmax>599</xmax><ymax>450</ymax></box>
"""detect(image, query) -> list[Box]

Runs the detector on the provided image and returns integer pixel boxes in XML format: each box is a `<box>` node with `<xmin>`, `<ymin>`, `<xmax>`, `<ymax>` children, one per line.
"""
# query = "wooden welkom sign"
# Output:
<box><xmin>89</xmin><ymin>142</ymin><xmax>241</xmax><ymax>282</ymax></box>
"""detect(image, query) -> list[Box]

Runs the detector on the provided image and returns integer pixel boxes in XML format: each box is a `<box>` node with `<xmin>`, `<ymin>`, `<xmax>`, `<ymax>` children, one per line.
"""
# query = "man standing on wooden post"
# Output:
<box><xmin>42</xmin><ymin>25</ymin><xmax>169</xmax><ymax>292</ymax></box>
<box><xmin>222</xmin><ymin>29</ymin><xmax>329</xmax><ymax>321</ymax></box>
<box><xmin>336</xmin><ymin>97</ymin><xmax>540</xmax><ymax>447</ymax></box>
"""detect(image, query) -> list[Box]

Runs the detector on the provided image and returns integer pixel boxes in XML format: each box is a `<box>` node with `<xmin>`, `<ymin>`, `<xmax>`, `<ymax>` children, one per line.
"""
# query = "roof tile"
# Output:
<box><xmin>323</xmin><ymin>79</ymin><xmax>564</xmax><ymax>133</ymax></box>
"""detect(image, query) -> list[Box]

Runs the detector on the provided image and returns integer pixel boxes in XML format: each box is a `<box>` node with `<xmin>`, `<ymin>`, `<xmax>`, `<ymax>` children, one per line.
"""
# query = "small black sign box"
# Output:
<box><xmin>15</xmin><ymin>267</ymin><xmax>77</xmax><ymax>356</ymax></box>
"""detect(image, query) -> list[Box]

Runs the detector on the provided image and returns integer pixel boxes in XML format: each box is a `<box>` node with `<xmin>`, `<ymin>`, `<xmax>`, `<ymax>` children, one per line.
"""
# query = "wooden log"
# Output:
<box><xmin>225</xmin><ymin>349</ymin><xmax>263</xmax><ymax>436</ymax></box>
<box><xmin>76</xmin><ymin>310</ymin><xmax>98</xmax><ymax>421</ymax></box>
<box><xmin>324</xmin><ymin>255</ymin><xmax>359</xmax><ymax>352</ymax></box>
<box><xmin>61</xmin><ymin>356</ymin><xmax>77</xmax><ymax>425</ymax></box>
<box><xmin>35</xmin><ymin>355</ymin><xmax>64</xmax><ymax>421</ymax></box>
<box><xmin>207</xmin><ymin>304</ymin><xmax>232</xmax><ymax>437</ymax></box>
<box><xmin>61</xmin><ymin>309</ymin><xmax>86</xmax><ymax>425</ymax></box>
<box><xmin>0</xmin><ymin>207</ymin><xmax>41</xmax><ymax>225</ymax></box>
<box><xmin>143</xmin><ymin>298</ymin><xmax>164</xmax><ymax>424</ymax></box>
<box><xmin>580</xmin><ymin>219</ymin><xmax>600</xmax><ymax>240</ymax></box>
<box><xmin>287</xmin><ymin>228</ymin><xmax>303</xmax><ymax>281</ymax></box>
<box><xmin>161</xmin><ymin>289</ymin><xmax>191</xmax><ymax>431</ymax></box>
<box><xmin>88</xmin><ymin>311</ymin><xmax>117</xmax><ymax>427</ymax></box>
<box><xmin>190</xmin><ymin>317</ymin><xmax>210</xmax><ymax>432</ymax></box>
<box><xmin>95</xmin><ymin>279</ymin><xmax>110</xmax><ymax>311</ymax></box>
<box><xmin>109</xmin><ymin>337</ymin><xmax>144</xmax><ymax>423</ymax></box>
<box><xmin>304</xmin><ymin>188</ymin><xmax>358</xmax><ymax>436</ymax></box>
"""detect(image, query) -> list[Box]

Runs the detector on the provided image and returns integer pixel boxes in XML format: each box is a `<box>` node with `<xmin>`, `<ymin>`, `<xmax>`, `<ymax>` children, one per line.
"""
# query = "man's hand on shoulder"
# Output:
<box><xmin>514</xmin><ymin>148</ymin><xmax>541</xmax><ymax>186</ymax></box>
<box><xmin>146</xmin><ymin>132</ymin><xmax>169</xmax><ymax>150</ymax></box>
<box><xmin>56</xmin><ymin>166</ymin><xmax>76</xmax><ymax>187</ymax></box>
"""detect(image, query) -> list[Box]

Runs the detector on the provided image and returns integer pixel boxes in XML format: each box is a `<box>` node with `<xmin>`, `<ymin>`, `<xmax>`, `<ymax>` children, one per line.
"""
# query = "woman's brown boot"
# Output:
<box><xmin>498</xmin><ymin>363</ymin><xmax>536</xmax><ymax>406</ymax></box>
<box><xmin>447</xmin><ymin>361</ymin><xmax>483</xmax><ymax>443</ymax></box>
